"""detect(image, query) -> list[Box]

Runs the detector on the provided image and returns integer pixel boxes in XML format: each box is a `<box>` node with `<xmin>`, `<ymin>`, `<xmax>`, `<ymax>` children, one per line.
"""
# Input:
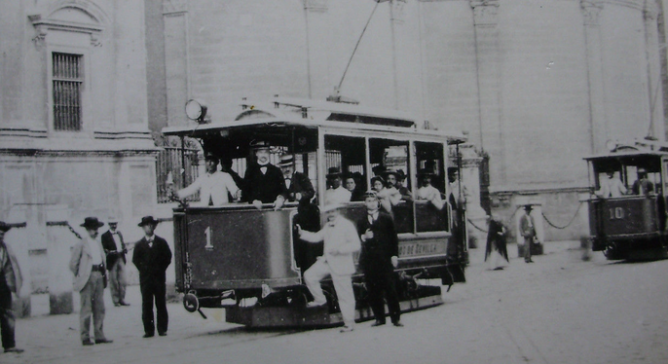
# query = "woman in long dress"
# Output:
<box><xmin>485</xmin><ymin>216</ymin><xmax>509</xmax><ymax>270</ymax></box>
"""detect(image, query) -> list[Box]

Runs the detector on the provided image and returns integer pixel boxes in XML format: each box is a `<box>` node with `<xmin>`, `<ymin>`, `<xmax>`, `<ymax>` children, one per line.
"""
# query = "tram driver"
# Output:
<box><xmin>595</xmin><ymin>171</ymin><xmax>627</xmax><ymax>198</ymax></box>
<box><xmin>173</xmin><ymin>152</ymin><xmax>241</xmax><ymax>206</ymax></box>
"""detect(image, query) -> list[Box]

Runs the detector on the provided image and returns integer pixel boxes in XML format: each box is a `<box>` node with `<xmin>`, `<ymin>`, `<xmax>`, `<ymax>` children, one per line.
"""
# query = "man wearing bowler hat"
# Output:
<box><xmin>0</xmin><ymin>222</ymin><xmax>24</xmax><ymax>353</ymax></box>
<box><xmin>101</xmin><ymin>217</ymin><xmax>130</xmax><ymax>307</ymax></box>
<box><xmin>69</xmin><ymin>217</ymin><xmax>113</xmax><ymax>346</ymax></box>
<box><xmin>132</xmin><ymin>216</ymin><xmax>172</xmax><ymax>338</ymax></box>
<box><xmin>243</xmin><ymin>140</ymin><xmax>288</xmax><ymax>210</ymax></box>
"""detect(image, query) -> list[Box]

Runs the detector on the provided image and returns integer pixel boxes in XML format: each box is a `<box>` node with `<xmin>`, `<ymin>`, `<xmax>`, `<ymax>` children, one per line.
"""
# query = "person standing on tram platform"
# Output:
<box><xmin>243</xmin><ymin>141</ymin><xmax>288</xmax><ymax>210</ymax></box>
<box><xmin>173</xmin><ymin>152</ymin><xmax>240</xmax><ymax>206</ymax></box>
<box><xmin>357</xmin><ymin>191</ymin><xmax>403</xmax><ymax>328</ymax></box>
<box><xmin>296</xmin><ymin>205</ymin><xmax>360</xmax><ymax>333</ymax></box>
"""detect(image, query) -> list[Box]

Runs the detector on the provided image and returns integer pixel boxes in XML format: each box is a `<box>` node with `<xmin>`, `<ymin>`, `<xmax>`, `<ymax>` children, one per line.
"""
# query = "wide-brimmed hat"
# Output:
<box><xmin>370</xmin><ymin>176</ymin><xmax>386</xmax><ymax>187</ymax></box>
<box><xmin>250</xmin><ymin>140</ymin><xmax>272</xmax><ymax>150</ymax></box>
<box><xmin>107</xmin><ymin>216</ymin><xmax>119</xmax><ymax>224</ymax></box>
<box><xmin>80</xmin><ymin>217</ymin><xmax>104</xmax><ymax>229</ymax></box>
<box><xmin>363</xmin><ymin>190</ymin><xmax>379</xmax><ymax>200</ymax></box>
<box><xmin>138</xmin><ymin>216</ymin><xmax>159</xmax><ymax>227</ymax></box>
<box><xmin>524</xmin><ymin>205</ymin><xmax>533</xmax><ymax>211</ymax></box>
<box><xmin>637</xmin><ymin>167</ymin><xmax>648</xmax><ymax>174</ymax></box>
<box><xmin>203</xmin><ymin>151</ymin><xmax>218</xmax><ymax>161</ymax></box>
<box><xmin>326</xmin><ymin>167</ymin><xmax>342</xmax><ymax>179</ymax></box>
<box><xmin>396</xmin><ymin>169</ymin><xmax>407</xmax><ymax>181</ymax></box>
<box><xmin>278</xmin><ymin>154</ymin><xmax>294</xmax><ymax>167</ymax></box>
<box><xmin>0</xmin><ymin>221</ymin><xmax>12</xmax><ymax>232</ymax></box>
<box><xmin>383</xmin><ymin>170</ymin><xmax>400</xmax><ymax>179</ymax></box>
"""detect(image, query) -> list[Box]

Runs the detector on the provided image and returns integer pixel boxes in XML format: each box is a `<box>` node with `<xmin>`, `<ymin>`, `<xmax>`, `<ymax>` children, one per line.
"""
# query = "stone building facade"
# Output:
<box><xmin>147</xmin><ymin>0</ymin><xmax>668</xmax><ymax>242</ymax></box>
<box><xmin>0</xmin><ymin>0</ymin><xmax>157</xmax><ymax>315</ymax></box>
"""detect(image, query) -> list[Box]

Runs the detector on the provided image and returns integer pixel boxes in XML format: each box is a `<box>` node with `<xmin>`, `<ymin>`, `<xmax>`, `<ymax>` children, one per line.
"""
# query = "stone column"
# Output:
<box><xmin>581</xmin><ymin>0</ymin><xmax>608</xmax><ymax>153</ymax></box>
<box><xmin>643</xmin><ymin>0</ymin><xmax>666</xmax><ymax>140</ymax></box>
<box><xmin>470</xmin><ymin>0</ymin><xmax>506</xmax><ymax>185</ymax></box>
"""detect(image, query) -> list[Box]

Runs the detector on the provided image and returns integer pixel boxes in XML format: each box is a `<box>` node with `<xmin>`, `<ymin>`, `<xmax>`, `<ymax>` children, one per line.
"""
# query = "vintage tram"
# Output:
<box><xmin>162</xmin><ymin>98</ymin><xmax>468</xmax><ymax>327</ymax></box>
<box><xmin>585</xmin><ymin>139</ymin><xmax>668</xmax><ymax>260</ymax></box>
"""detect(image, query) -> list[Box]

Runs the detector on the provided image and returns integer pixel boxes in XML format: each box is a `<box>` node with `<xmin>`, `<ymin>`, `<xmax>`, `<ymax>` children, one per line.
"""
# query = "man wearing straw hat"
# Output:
<box><xmin>0</xmin><ymin>222</ymin><xmax>23</xmax><ymax>353</ymax></box>
<box><xmin>132</xmin><ymin>216</ymin><xmax>172</xmax><ymax>338</ymax></box>
<box><xmin>69</xmin><ymin>217</ymin><xmax>113</xmax><ymax>346</ymax></box>
<box><xmin>243</xmin><ymin>140</ymin><xmax>288</xmax><ymax>210</ymax></box>
<box><xmin>101</xmin><ymin>217</ymin><xmax>130</xmax><ymax>307</ymax></box>
<box><xmin>296</xmin><ymin>204</ymin><xmax>360</xmax><ymax>333</ymax></box>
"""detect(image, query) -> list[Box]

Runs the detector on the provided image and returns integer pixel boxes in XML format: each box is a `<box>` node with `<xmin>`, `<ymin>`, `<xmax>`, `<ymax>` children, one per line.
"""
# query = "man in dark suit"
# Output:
<box><xmin>132</xmin><ymin>216</ymin><xmax>172</xmax><ymax>338</ymax></box>
<box><xmin>101</xmin><ymin>217</ymin><xmax>130</xmax><ymax>307</ymax></box>
<box><xmin>357</xmin><ymin>191</ymin><xmax>403</xmax><ymax>327</ymax></box>
<box><xmin>632</xmin><ymin>168</ymin><xmax>654</xmax><ymax>196</ymax></box>
<box><xmin>242</xmin><ymin>140</ymin><xmax>288</xmax><ymax>209</ymax></box>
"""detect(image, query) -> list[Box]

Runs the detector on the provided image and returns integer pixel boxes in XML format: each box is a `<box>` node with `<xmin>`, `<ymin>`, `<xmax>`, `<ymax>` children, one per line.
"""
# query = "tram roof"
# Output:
<box><xmin>584</xmin><ymin>150</ymin><xmax>668</xmax><ymax>161</ymax></box>
<box><xmin>162</xmin><ymin>114</ymin><xmax>467</xmax><ymax>143</ymax></box>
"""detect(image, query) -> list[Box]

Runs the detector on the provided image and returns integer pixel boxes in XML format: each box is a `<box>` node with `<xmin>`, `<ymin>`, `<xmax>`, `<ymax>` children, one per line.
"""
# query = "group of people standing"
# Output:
<box><xmin>69</xmin><ymin>215</ymin><xmax>172</xmax><ymax>346</ymax></box>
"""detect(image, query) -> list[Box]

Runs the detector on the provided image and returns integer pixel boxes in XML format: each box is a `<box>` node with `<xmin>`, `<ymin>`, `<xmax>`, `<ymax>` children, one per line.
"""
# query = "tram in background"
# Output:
<box><xmin>162</xmin><ymin>97</ymin><xmax>468</xmax><ymax>327</ymax></box>
<box><xmin>586</xmin><ymin>139</ymin><xmax>668</xmax><ymax>260</ymax></box>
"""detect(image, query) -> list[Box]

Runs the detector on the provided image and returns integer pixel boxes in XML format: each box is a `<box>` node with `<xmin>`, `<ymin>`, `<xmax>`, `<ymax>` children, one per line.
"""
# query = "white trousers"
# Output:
<box><xmin>304</xmin><ymin>259</ymin><xmax>356</xmax><ymax>326</ymax></box>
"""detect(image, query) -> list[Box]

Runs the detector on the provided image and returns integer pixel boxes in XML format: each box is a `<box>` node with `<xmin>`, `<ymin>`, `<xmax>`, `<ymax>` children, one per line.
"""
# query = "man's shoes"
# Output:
<box><xmin>95</xmin><ymin>339</ymin><xmax>113</xmax><ymax>344</ymax></box>
<box><xmin>306</xmin><ymin>301</ymin><xmax>326</xmax><ymax>308</ymax></box>
<box><xmin>340</xmin><ymin>325</ymin><xmax>354</xmax><ymax>333</ymax></box>
<box><xmin>119</xmin><ymin>301</ymin><xmax>131</xmax><ymax>306</ymax></box>
<box><xmin>82</xmin><ymin>340</ymin><xmax>94</xmax><ymax>346</ymax></box>
<box><xmin>371</xmin><ymin>320</ymin><xmax>386</xmax><ymax>327</ymax></box>
<box><xmin>158</xmin><ymin>332</ymin><xmax>167</xmax><ymax>337</ymax></box>
<box><xmin>113</xmin><ymin>303</ymin><xmax>120</xmax><ymax>307</ymax></box>
<box><xmin>143</xmin><ymin>333</ymin><xmax>155</xmax><ymax>338</ymax></box>
<box><xmin>392</xmin><ymin>321</ymin><xmax>404</xmax><ymax>327</ymax></box>
<box><xmin>525</xmin><ymin>259</ymin><xmax>534</xmax><ymax>263</ymax></box>
<box><xmin>4</xmin><ymin>347</ymin><xmax>24</xmax><ymax>353</ymax></box>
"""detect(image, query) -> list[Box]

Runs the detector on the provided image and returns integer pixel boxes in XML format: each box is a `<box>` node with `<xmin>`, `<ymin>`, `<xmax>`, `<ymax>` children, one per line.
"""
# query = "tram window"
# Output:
<box><xmin>414</xmin><ymin>142</ymin><xmax>448</xmax><ymax>233</ymax></box>
<box><xmin>324</xmin><ymin>135</ymin><xmax>367</xmax><ymax>199</ymax></box>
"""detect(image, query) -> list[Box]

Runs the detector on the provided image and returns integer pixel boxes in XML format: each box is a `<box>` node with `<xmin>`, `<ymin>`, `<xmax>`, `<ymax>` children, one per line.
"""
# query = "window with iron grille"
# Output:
<box><xmin>52</xmin><ymin>53</ymin><xmax>83</xmax><ymax>131</ymax></box>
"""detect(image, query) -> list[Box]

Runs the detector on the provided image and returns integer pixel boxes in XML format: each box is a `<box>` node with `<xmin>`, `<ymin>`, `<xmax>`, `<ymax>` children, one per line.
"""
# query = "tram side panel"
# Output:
<box><xmin>173</xmin><ymin>207</ymin><xmax>301</xmax><ymax>296</ymax></box>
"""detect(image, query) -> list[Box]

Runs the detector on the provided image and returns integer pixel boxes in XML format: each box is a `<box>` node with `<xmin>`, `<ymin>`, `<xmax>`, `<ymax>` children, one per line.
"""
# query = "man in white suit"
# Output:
<box><xmin>297</xmin><ymin>204</ymin><xmax>361</xmax><ymax>332</ymax></box>
<box><xmin>175</xmin><ymin>152</ymin><xmax>240</xmax><ymax>206</ymax></box>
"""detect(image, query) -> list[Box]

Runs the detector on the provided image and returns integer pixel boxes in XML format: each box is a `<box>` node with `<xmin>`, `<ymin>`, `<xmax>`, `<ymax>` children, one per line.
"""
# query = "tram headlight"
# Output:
<box><xmin>185</xmin><ymin>99</ymin><xmax>208</xmax><ymax>123</ymax></box>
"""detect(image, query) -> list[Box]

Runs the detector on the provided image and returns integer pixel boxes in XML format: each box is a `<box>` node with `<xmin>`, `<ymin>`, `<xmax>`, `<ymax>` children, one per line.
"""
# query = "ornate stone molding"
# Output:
<box><xmin>470</xmin><ymin>0</ymin><xmax>499</xmax><ymax>28</ymax></box>
<box><xmin>581</xmin><ymin>0</ymin><xmax>604</xmax><ymax>26</ymax></box>
<box><xmin>29</xmin><ymin>14</ymin><xmax>104</xmax><ymax>49</ymax></box>
<box><xmin>163</xmin><ymin>0</ymin><xmax>188</xmax><ymax>15</ymax></box>
<box><xmin>304</xmin><ymin>0</ymin><xmax>328</xmax><ymax>13</ymax></box>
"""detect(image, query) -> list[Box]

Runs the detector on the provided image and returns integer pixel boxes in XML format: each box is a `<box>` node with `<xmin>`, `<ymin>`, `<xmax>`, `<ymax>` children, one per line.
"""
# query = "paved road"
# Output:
<box><xmin>4</xmin><ymin>241</ymin><xmax>668</xmax><ymax>364</ymax></box>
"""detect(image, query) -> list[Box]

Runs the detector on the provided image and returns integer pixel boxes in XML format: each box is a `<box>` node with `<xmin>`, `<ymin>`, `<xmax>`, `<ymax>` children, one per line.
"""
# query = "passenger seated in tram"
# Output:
<box><xmin>415</xmin><ymin>171</ymin><xmax>445</xmax><ymax>210</ymax></box>
<box><xmin>243</xmin><ymin>140</ymin><xmax>288</xmax><ymax>210</ymax></box>
<box><xmin>325</xmin><ymin>168</ymin><xmax>352</xmax><ymax>205</ymax></box>
<box><xmin>344</xmin><ymin>173</ymin><xmax>365</xmax><ymax>202</ymax></box>
<box><xmin>631</xmin><ymin>168</ymin><xmax>655</xmax><ymax>196</ymax></box>
<box><xmin>595</xmin><ymin>171</ymin><xmax>627</xmax><ymax>198</ymax></box>
<box><xmin>172</xmin><ymin>152</ymin><xmax>241</xmax><ymax>206</ymax></box>
<box><xmin>394</xmin><ymin>170</ymin><xmax>413</xmax><ymax>202</ymax></box>
<box><xmin>384</xmin><ymin>170</ymin><xmax>412</xmax><ymax>202</ymax></box>
<box><xmin>371</xmin><ymin>176</ymin><xmax>402</xmax><ymax>214</ymax></box>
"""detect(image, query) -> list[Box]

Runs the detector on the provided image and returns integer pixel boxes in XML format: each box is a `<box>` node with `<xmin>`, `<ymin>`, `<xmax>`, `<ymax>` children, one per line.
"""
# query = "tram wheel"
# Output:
<box><xmin>183</xmin><ymin>292</ymin><xmax>199</xmax><ymax>313</ymax></box>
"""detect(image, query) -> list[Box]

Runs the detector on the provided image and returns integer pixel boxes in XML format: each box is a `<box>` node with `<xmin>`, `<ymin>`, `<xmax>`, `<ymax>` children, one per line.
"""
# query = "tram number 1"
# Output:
<box><xmin>204</xmin><ymin>226</ymin><xmax>214</xmax><ymax>250</ymax></box>
<box><xmin>608</xmin><ymin>207</ymin><xmax>625</xmax><ymax>220</ymax></box>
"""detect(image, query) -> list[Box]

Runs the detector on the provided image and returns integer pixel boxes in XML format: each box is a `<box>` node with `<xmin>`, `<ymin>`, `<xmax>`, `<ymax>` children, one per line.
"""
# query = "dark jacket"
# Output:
<box><xmin>132</xmin><ymin>235</ymin><xmax>172</xmax><ymax>286</ymax></box>
<box><xmin>288</xmin><ymin>171</ymin><xmax>315</xmax><ymax>204</ymax></box>
<box><xmin>485</xmin><ymin>219</ymin><xmax>508</xmax><ymax>262</ymax></box>
<box><xmin>357</xmin><ymin>212</ymin><xmax>399</xmax><ymax>271</ymax></box>
<box><xmin>101</xmin><ymin>230</ymin><xmax>126</xmax><ymax>270</ymax></box>
<box><xmin>243</xmin><ymin>163</ymin><xmax>288</xmax><ymax>204</ymax></box>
